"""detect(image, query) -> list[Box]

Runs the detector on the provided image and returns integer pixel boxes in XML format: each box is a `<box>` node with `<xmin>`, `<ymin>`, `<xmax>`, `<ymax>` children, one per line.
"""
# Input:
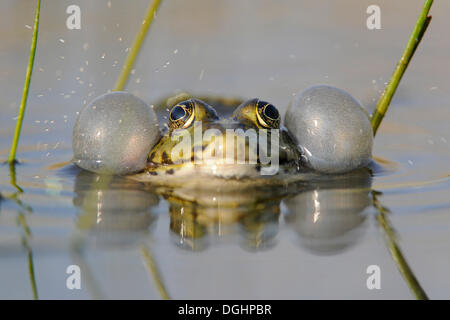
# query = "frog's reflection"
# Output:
<box><xmin>284</xmin><ymin>168</ymin><xmax>372</xmax><ymax>254</ymax></box>
<box><xmin>73</xmin><ymin>170</ymin><xmax>159</xmax><ymax>247</ymax></box>
<box><xmin>167</xmin><ymin>193</ymin><xmax>281</xmax><ymax>251</ymax></box>
<box><xmin>165</xmin><ymin>168</ymin><xmax>372</xmax><ymax>253</ymax></box>
<box><xmin>72</xmin><ymin>167</ymin><xmax>372</xmax><ymax>253</ymax></box>
<box><xmin>239</xmin><ymin>203</ymin><xmax>280</xmax><ymax>251</ymax></box>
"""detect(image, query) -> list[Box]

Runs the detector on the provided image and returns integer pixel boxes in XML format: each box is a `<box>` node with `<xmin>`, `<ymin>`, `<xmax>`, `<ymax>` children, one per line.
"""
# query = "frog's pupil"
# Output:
<box><xmin>170</xmin><ymin>105</ymin><xmax>186</xmax><ymax>121</ymax></box>
<box><xmin>264</xmin><ymin>104</ymin><xmax>279</xmax><ymax>120</ymax></box>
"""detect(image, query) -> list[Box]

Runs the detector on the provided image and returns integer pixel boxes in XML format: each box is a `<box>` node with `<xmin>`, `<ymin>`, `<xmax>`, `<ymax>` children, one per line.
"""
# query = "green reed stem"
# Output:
<box><xmin>18</xmin><ymin>213</ymin><xmax>39</xmax><ymax>299</ymax></box>
<box><xmin>114</xmin><ymin>0</ymin><xmax>162</xmax><ymax>91</ymax></box>
<box><xmin>371</xmin><ymin>0</ymin><xmax>433</xmax><ymax>136</ymax></box>
<box><xmin>140</xmin><ymin>245</ymin><xmax>171</xmax><ymax>300</ymax></box>
<box><xmin>26</xmin><ymin>245</ymin><xmax>39</xmax><ymax>299</ymax></box>
<box><xmin>8</xmin><ymin>0</ymin><xmax>41</xmax><ymax>163</ymax></box>
<box><xmin>9</xmin><ymin>162</ymin><xmax>24</xmax><ymax>193</ymax></box>
<box><xmin>372</xmin><ymin>192</ymin><xmax>428</xmax><ymax>300</ymax></box>
<box><xmin>6</xmin><ymin>0</ymin><xmax>41</xmax><ymax>298</ymax></box>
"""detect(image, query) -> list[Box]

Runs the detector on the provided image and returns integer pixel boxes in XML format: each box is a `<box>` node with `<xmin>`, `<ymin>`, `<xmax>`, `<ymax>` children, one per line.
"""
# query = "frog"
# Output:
<box><xmin>133</xmin><ymin>93</ymin><xmax>308</xmax><ymax>188</ymax></box>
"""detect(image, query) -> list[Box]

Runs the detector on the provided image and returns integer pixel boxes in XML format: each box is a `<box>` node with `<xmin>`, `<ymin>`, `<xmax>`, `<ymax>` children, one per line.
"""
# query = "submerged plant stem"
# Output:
<box><xmin>372</xmin><ymin>192</ymin><xmax>428</xmax><ymax>300</ymax></box>
<box><xmin>140</xmin><ymin>245</ymin><xmax>171</xmax><ymax>300</ymax></box>
<box><xmin>8</xmin><ymin>0</ymin><xmax>41</xmax><ymax>163</ymax></box>
<box><xmin>26</xmin><ymin>245</ymin><xmax>39</xmax><ymax>299</ymax></box>
<box><xmin>114</xmin><ymin>0</ymin><xmax>162</xmax><ymax>91</ymax></box>
<box><xmin>9</xmin><ymin>162</ymin><xmax>24</xmax><ymax>193</ymax></box>
<box><xmin>371</xmin><ymin>0</ymin><xmax>433</xmax><ymax>135</ymax></box>
<box><xmin>18</xmin><ymin>213</ymin><xmax>38</xmax><ymax>299</ymax></box>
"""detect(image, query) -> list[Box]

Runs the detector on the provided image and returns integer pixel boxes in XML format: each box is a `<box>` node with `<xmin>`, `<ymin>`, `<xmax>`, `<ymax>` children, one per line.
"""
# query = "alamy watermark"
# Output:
<box><xmin>366</xmin><ymin>5</ymin><xmax>381</xmax><ymax>30</ymax></box>
<box><xmin>366</xmin><ymin>265</ymin><xmax>381</xmax><ymax>290</ymax></box>
<box><xmin>66</xmin><ymin>264</ymin><xmax>81</xmax><ymax>290</ymax></box>
<box><xmin>66</xmin><ymin>5</ymin><xmax>81</xmax><ymax>30</ymax></box>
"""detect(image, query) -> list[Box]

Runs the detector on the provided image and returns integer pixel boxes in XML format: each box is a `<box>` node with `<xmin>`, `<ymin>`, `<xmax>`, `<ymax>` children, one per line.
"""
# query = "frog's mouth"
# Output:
<box><xmin>146</xmin><ymin>119</ymin><xmax>301</xmax><ymax>179</ymax></box>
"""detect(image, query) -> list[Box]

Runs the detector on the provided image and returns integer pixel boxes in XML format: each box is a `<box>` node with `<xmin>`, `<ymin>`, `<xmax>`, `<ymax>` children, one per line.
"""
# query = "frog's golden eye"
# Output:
<box><xmin>232</xmin><ymin>98</ymin><xmax>280</xmax><ymax>129</ymax></box>
<box><xmin>256</xmin><ymin>100</ymin><xmax>280</xmax><ymax>129</ymax></box>
<box><xmin>169</xmin><ymin>100</ymin><xmax>195</xmax><ymax>129</ymax></box>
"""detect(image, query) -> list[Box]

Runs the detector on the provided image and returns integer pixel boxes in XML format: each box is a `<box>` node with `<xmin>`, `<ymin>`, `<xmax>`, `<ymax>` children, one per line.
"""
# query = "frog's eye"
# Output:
<box><xmin>256</xmin><ymin>100</ymin><xmax>280</xmax><ymax>129</ymax></box>
<box><xmin>170</xmin><ymin>105</ymin><xmax>186</xmax><ymax>121</ymax></box>
<box><xmin>232</xmin><ymin>98</ymin><xmax>280</xmax><ymax>129</ymax></box>
<box><xmin>169</xmin><ymin>100</ymin><xmax>195</xmax><ymax>129</ymax></box>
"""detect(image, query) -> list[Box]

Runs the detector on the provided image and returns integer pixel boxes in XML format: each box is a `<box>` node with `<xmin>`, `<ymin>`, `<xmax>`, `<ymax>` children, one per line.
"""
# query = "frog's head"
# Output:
<box><xmin>146</xmin><ymin>98</ymin><xmax>301</xmax><ymax>179</ymax></box>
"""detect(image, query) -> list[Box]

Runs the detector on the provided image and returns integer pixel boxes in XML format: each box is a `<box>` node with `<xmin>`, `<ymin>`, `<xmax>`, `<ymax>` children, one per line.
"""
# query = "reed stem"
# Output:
<box><xmin>18</xmin><ymin>213</ymin><xmax>39</xmax><ymax>299</ymax></box>
<box><xmin>140</xmin><ymin>245</ymin><xmax>171</xmax><ymax>300</ymax></box>
<box><xmin>114</xmin><ymin>0</ymin><xmax>162</xmax><ymax>91</ymax></box>
<box><xmin>9</xmin><ymin>162</ymin><xmax>24</xmax><ymax>193</ymax></box>
<box><xmin>8</xmin><ymin>0</ymin><xmax>41</xmax><ymax>163</ymax></box>
<box><xmin>372</xmin><ymin>191</ymin><xmax>428</xmax><ymax>300</ymax></box>
<box><xmin>371</xmin><ymin>0</ymin><xmax>433</xmax><ymax>135</ymax></box>
<box><xmin>26</xmin><ymin>244</ymin><xmax>39</xmax><ymax>299</ymax></box>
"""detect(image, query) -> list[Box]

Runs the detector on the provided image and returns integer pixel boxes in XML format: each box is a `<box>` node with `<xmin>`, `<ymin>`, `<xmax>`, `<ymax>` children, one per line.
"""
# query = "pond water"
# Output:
<box><xmin>1</xmin><ymin>0</ymin><xmax>449</xmax><ymax>299</ymax></box>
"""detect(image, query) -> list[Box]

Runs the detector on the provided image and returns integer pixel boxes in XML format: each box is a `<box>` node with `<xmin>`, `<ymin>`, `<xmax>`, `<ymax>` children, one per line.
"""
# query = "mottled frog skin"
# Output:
<box><xmin>134</xmin><ymin>93</ymin><xmax>306</xmax><ymax>187</ymax></box>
